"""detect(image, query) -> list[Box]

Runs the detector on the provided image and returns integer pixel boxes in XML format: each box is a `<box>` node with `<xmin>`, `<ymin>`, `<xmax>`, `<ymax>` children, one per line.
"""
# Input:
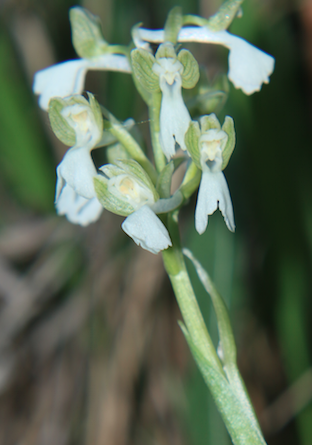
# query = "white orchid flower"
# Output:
<box><xmin>185</xmin><ymin>114</ymin><xmax>236</xmax><ymax>234</ymax></box>
<box><xmin>136</xmin><ymin>27</ymin><xmax>274</xmax><ymax>95</ymax></box>
<box><xmin>152</xmin><ymin>57</ymin><xmax>191</xmax><ymax>159</ymax></box>
<box><xmin>195</xmin><ymin>129</ymin><xmax>235</xmax><ymax>234</ymax></box>
<box><xmin>52</xmin><ymin>95</ymin><xmax>104</xmax><ymax>226</ymax></box>
<box><xmin>96</xmin><ymin>161</ymin><xmax>172</xmax><ymax>254</ymax></box>
<box><xmin>34</xmin><ymin>55</ymin><xmax>131</xmax><ymax>110</ymax></box>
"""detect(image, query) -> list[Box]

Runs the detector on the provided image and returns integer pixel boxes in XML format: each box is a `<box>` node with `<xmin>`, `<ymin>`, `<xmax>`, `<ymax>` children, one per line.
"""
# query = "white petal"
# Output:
<box><xmin>137</xmin><ymin>27</ymin><xmax>275</xmax><ymax>95</ymax></box>
<box><xmin>159</xmin><ymin>75</ymin><xmax>191</xmax><ymax>160</ymax></box>
<box><xmin>222</xmin><ymin>32</ymin><xmax>275</xmax><ymax>94</ymax></box>
<box><xmin>122</xmin><ymin>205</ymin><xmax>172</xmax><ymax>254</ymax></box>
<box><xmin>195</xmin><ymin>171</ymin><xmax>235</xmax><ymax>234</ymax></box>
<box><xmin>179</xmin><ymin>28</ymin><xmax>274</xmax><ymax>95</ymax></box>
<box><xmin>33</xmin><ymin>60</ymin><xmax>89</xmax><ymax>110</ymax></box>
<box><xmin>56</xmin><ymin>146</ymin><xmax>97</xmax><ymax>200</ymax></box>
<box><xmin>56</xmin><ymin>183</ymin><xmax>103</xmax><ymax>226</ymax></box>
<box><xmin>33</xmin><ymin>55</ymin><xmax>132</xmax><ymax>110</ymax></box>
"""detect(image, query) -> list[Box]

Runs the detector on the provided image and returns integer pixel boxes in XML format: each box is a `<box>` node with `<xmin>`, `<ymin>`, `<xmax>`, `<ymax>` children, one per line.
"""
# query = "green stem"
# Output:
<box><xmin>162</xmin><ymin>214</ymin><xmax>267</xmax><ymax>445</ymax></box>
<box><xmin>162</xmin><ymin>214</ymin><xmax>224</xmax><ymax>374</ymax></box>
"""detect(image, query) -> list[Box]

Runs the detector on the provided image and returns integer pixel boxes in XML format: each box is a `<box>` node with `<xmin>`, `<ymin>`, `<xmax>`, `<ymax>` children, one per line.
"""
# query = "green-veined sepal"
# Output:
<box><xmin>130</xmin><ymin>49</ymin><xmax>160</xmax><ymax>93</ymax></box>
<box><xmin>221</xmin><ymin>116</ymin><xmax>235</xmax><ymax>170</ymax></box>
<box><xmin>48</xmin><ymin>98</ymin><xmax>76</xmax><ymax>146</ymax></box>
<box><xmin>178</xmin><ymin>49</ymin><xmax>200</xmax><ymax>89</ymax></box>
<box><xmin>184</xmin><ymin>121</ymin><xmax>201</xmax><ymax>168</ymax></box>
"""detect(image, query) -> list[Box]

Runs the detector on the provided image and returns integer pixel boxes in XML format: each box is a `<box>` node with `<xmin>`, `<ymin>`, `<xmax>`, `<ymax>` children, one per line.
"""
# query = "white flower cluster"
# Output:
<box><xmin>33</xmin><ymin>5</ymin><xmax>275</xmax><ymax>254</ymax></box>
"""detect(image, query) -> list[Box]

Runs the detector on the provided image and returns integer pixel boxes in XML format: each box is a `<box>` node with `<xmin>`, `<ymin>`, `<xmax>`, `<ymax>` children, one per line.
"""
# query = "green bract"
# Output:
<box><xmin>156</xmin><ymin>157</ymin><xmax>186</xmax><ymax>199</ymax></box>
<box><xmin>206</xmin><ymin>0</ymin><xmax>244</xmax><ymax>32</ymax></box>
<box><xmin>183</xmin><ymin>0</ymin><xmax>244</xmax><ymax>32</ymax></box>
<box><xmin>164</xmin><ymin>6</ymin><xmax>183</xmax><ymax>44</ymax></box>
<box><xmin>106</xmin><ymin>143</ymin><xmax>131</xmax><ymax>164</ymax></box>
<box><xmin>88</xmin><ymin>93</ymin><xmax>104</xmax><ymax>136</ymax></box>
<box><xmin>185</xmin><ymin>113</ymin><xmax>235</xmax><ymax>171</ymax></box>
<box><xmin>69</xmin><ymin>7</ymin><xmax>108</xmax><ymax>59</ymax></box>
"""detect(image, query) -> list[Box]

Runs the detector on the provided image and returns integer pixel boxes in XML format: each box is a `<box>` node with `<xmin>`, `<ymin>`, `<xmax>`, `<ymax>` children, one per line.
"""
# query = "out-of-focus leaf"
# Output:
<box><xmin>0</xmin><ymin>25</ymin><xmax>55</xmax><ymax>213</ymax></box>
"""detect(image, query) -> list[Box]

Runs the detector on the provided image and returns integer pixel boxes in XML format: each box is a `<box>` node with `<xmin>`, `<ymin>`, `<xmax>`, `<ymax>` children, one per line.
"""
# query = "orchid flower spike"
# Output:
<box><xmin>94</xmin><ymin>160</ymin><xmax>172</xmax><ymax>254</ymax></box>
<box><xmin>131</xmin><ymin>42</ymin><xmax>199</xmax><ymax>160</ymax></box>
<box><xmin>185</xmin><ymin>113</ymin><xmax>236</xmax><ymax>234</ymax></box>
<box><xmin>33</xmin><ymin>7</ymin><xmax>131</xmax><ymax>110</ymax></box>
<box><xmin>49</xmin><ymin>93</ymin><xmax>104</xmax><ymax>226</ymax></box>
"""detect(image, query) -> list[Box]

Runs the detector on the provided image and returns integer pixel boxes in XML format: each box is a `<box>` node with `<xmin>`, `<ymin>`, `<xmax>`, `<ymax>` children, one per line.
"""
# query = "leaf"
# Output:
<box><xmin>183</xmin><ymin>248</ymin><xmax>264</xmax><ymax>435</ymax></box>
<box><xmin>179</xmin><ymin>320</ymin><xmax>266</xmax><ymax>445</ymax></box>
<box><xmin>0</xmin><ymin>28</ymin><xmax>54</xmax><ymax>212</ymax></box>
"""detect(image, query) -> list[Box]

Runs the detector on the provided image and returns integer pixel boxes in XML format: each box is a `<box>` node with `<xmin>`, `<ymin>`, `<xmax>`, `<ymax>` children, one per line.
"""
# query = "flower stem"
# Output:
<box><xmin>162</xmin><ymin>213</ymin><xmax>223</xmax><ymax>373</ymax></box>
<box><xmin>162</xmin><ymin>213</ymin><xmax>267</xmax><ymax>445</ymax></box>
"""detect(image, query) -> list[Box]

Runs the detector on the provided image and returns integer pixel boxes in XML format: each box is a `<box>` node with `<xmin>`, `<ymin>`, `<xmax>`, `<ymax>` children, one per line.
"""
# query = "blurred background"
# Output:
<box><xmin>0</xmin><ymin>0</ymin><xmax>312</xmax><ymax>444</ymax></box>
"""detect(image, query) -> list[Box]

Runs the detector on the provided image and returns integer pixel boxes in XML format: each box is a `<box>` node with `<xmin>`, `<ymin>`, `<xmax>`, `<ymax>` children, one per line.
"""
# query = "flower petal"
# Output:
<box><xmin>223</xmin><ymin>32</ymin><xmax>275</xmax><ymax>94</ymax></box>
<box><xmin>56</xmin><ymin>146</ymin><xmax>98</xmax><ymax>200</ymax></box>
<box><xmin>179</xmin><ymin>28</ymin><xmax>274</xmax><ymax>95</ymax></box>
<box><xmin>33</xmin><ymin>60</ymin><xmax>89</xmax><ymax>110</ymax></box>
<box><xmin>56</xmin><ymin>183</ymin><xmax>103</xmax><ymax>226</ymax></box>
<box><xmin>137</xmin><ymin>27</ymin><xmax>275</xmax><ymax>95</ymax></box>
<box><xmin>159</xmin><ymin>75</ymin><xmax>191</xmax><ymax>159</ymax></box>
<box><xmin>195</xmin><ymin>171</ymin><xmax>235</xmax><ymax>234</ymax></box>
<box><xmin>122</xmin><ymin>205</ymin><xmax>172</xmax><ymax>254</ymax></box>
<box><xmin>34</xmin><ymin>55</ymin><xmax>132</xmax><ymax>110</ymax></box>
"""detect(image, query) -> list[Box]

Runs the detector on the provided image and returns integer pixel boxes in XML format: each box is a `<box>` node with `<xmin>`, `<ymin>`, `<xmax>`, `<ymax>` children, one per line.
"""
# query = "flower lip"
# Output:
<box><xmin>56</xmin><ymin>183</ymin><xmax>103</xmax><ymax>226</ymax></box>
<box><xmin>121</xmin><ymin>205</ymin><xmax>172</xmax><ymax>254</ymax></box>
<box><xmin>195</xmin><ymin>170</ymin><xmax>235</xmax><ymax>234</ymax></box>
